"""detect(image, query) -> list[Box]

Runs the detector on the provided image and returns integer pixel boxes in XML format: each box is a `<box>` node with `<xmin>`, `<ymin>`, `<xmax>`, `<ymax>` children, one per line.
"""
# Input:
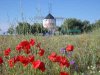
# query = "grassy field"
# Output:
<box><xmin>0</xmin><ymin>29</ymin><xmax>100</xmax><ymax>75</ymax></box>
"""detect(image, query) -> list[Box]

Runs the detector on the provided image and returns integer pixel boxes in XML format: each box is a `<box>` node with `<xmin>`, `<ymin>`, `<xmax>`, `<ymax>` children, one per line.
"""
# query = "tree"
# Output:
<box><xmin>7</xmin><ymin>25</ymin><xmax>15</xmax><ymax>34</ymax></box>
<box><xmin>88</xmin><ymin>20</ymin><xmax>100</xmax><ymax>32</ymax></box>
<box><xmin>16</xmin><ymin>22</ymin><xmax>31</xmax><ymax>35</ymax></box>
<box><xmin>82</xmin><ymin>20</ymin><xmax>90</xmax><ymax>32</ymax></box>
<box><xmin>31</xmin><ymin>23</ymin><xmax>42</xmax><ymax>34</ymax></box>
<box><xmin>57</xmin><ymin>26</ymin><xmax>61</xmax><ymax>34</ymax></box>
<box><xmin>61</xmin><ymin>18</ymin><xmax>84</xmax><ymax>34</ymax></box>
<box><xmin>95</xmin><ymin>20</ymin><xmax>100</xmax><ymax>27</ymax></box>
<box><xmin>31</xmin><ymin>23</ymin><xmax>48</xmax><ymax>35</ymax></box>
<box><xmin>16</xmin><ymin>22</ymin><xmax>48</xmax><ymax>35</ymax></box>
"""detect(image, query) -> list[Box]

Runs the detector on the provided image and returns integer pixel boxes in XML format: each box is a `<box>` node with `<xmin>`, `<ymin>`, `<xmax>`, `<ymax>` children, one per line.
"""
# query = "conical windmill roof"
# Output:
<box><xmin>45</xmin><ymin>13</ymin><xmax>55</xmax><ymax>19</ymax></box>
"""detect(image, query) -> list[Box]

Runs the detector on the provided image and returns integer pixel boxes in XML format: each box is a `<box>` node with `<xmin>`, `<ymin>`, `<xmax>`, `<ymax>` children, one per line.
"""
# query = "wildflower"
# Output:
<box><xmin>70</xmin><ymin>60</ymin><xmax>75</xmax><ymax>65</ymax></box>
<box><xmin>59</xmin><ymin>56</ymin><xmax>70</xmax><ymax>68</ymax></box>
<box><xmin>67</xmin><ymin>52</ymin><xmax>72</xmax><ymax>58</ymax></box>
<box><xmin>19</xmin><ymin>40</ymin><xmax>30</xmax><ymax>49</ymax></box>
<box><xmin>16</xmin><ymin>44</ymin><xmax>22</xmax><ymax>52</ymax></box>
<box><xmin>30</xmin><ymin>39</ymin><xmax>35</xmax><ymax>46</ymax></box>
<box><xmin>60</xmin><ymin>72</ymin><xmax>69</xmax><ymax>75</ymax></box>
<box><xmin>66</xmin><ymin>45</ymin><xmax>74</xmax><ymax>51</ymax></box>
<box><xmin>60</xmin><ymin>48</ymin><xmax>65</xmax><ymax>54</ymax></box>
<box><xmin>22</xmin><ymin>58</ymin><xmax>29</xmax><ymax>66</ymax></box>
<box><xmin>21</xmin><ymin>40</ymin><xmax>30</xmax><ymax>50</ymax></box>
<box><xmin>55</xmin><ymin>56</ymin><xmax>62</xmax><ymax>62</ymax></box>
<box><xmin>48</xmin><ymin>52</ymin><xmax>57</xmax><ymax>62</ymax></box>
<box><xmin>38</xmin><ymin>48</ymin><xmax>45</xmax><ymax>56</ymax></box>
<box><xmin>8</xmin><ymin>58</ymin><xmax>14</xmax><ymax>68</ymax></box>
<box><xmin>4</xmin><ymin>48</ymin><xmax>11</xmax><ymax>56</ymax></box>
<box><xmin>16</xmin><ymin>40</ymin><xmax>31</xmax><ymax>54</ymax></box>
<box><xmin>24</xmin><ymin>49</ymin><xmax>31</xmax><ymax>54</ymax></box>
<box><xmin>8</xmin><ymin>56</ymin><xmax>19</xmax><ymax>68</ymax></box>
<box><xmin>48</xmin><ymin>52</ymin><xmax>70</xmax><ymax>67</ymax></box>
<box><xmin>28</xmin><ymin>55</ymin><xmax>34</xmax><ymax>63</ymax></box>
<box><xmin>32</xmin><ymin>60</ymin><xmax>45</xmax><ymax>72</ymax></box>
<box><xmin>0</xmin><ymin>57</ymin><xmax>3</xmax><ymax>64</ymax></box>
<box><xmin>18</xmin><ymin>55</ymin><xmax>29</xmax><ymax>67</ymax></box>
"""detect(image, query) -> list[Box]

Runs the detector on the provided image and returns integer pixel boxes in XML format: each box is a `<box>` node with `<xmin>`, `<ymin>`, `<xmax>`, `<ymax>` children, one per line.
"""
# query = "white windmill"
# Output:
<box><xmin>34</xmin><ymin>1</ymin><xmax>65</xmax><ymax>35</ymax></box>
<box><xmin>43</xmin><ymin>13</ymin><xmax>56</xmax><ymax>34</ymax></box>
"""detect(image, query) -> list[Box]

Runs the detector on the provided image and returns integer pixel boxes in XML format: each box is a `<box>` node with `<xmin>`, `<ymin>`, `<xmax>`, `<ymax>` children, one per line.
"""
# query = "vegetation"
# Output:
<box><xmin>7</xmin><ymin>18</ymin><xmax>100</xmax><ymax>35</ymax></box>
<box><xmin>0</xmin><ymin>28</ymin><xmax>100</xmax><ymax>75</ymax></box>
<box><xmin>16</xmin><ymin>22</ymin><xmax>31</xmax><ymax>35</ymax></box>
<box><xmin>1</xmin><ymin>18</ymin><xmax>100</xmax><ymax>75</ymax></box>
<box><xmin>14</xmin><ymin>22</ymin><xmax>47</xmax><ymax>35</ymax></box>
<box><xmin>7</xmin><ymin>25</ymin><xmax>15</xmax><ymax>35</ymax></box>
<box><xmin>61</xmin><ymin>18</ymin><xmax>84</xmax><ymax>34</ymax></box>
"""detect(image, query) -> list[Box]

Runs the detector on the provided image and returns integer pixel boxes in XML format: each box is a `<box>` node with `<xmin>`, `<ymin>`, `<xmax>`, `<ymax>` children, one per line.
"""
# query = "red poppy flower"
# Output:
<box><xmin>48</xmin><ymin>52</ymin><xmax>57</xmax><ymax>62</ymax></box>
<box><xmin>16</xmin><ymin>40</ymin><xmax>31</xmax><ymax>54</ymax></box>
<box><xmin>38</xmin><ymin>49</ymin><xmax>45</xmax><ymax>56</ymax></box>
<box><xmin>32</xmin><ymin>60</ymin><xmax>45</xmax><ymax>72</ymax></box>
<box><xmin>8</xmin><ymin>56</ymin><xmax>20</xmax><ymax>68</ymax></box>
<box><xmin>0</xmin><ymin>57</ymin><xmax>3</xmax><ymax>64</ymax></box>
<box><xmin>24</xmin><ymin>49</ymin><xmax>31</xmax><ymax>54</ymax></box>
<box><xmin>18</xmin><ymin>55</ymin><xmax>29</xmax><ymax>67</ymax></box>
<box><xmin>30</xmin><ymin>39</ymin><xmax>35</xmax><ymax>46</ymax></box>
<box><xmin>66</xmin><ymin>45</ymin><xmax>74</xmax><ymax>51</ymax></box>
<box><xmin>60</xmin><ymin>72</ymin><xmax>69</xmax><ymax>75</ymax></box>
<box><xmin>13</xmin><ymin>56</ymin><xmax>19</xmax><ymax>63</ymax></box>
<box><xmin>55</xmin><ymin>56</ymin><xmax>62</xmax><ymax>62</ymax></box>
<box><xmin>28</xmin><ymin>55</ymin><xmax>34</xmax><ymax>63</ymax></box>
<box><xmin>16</xmin><ymin>44</ymin><xmax>22</xmax><ymax>51</ymax></box>
<box><xmin>4</xmin><ymin>48</ymin><xmax>11</xmax><ymax>56</ymax></box>
<box><xmin>8</xmin><ymin>56</ymin><xmax>19</xmax><ymax>68</ymax></box>
<box><xmin>22</xmin><ymin>58</ymin><xmax>29</xmax><ymax>66</ymax></box>
<box><xmin>8</xmin><ymin>58</ymin><xmax>14</xmax><ymax>68</ymax></box>
<box><xmin>59</xmin><ymin>56</ymin><xmax>70</xmax><ymax>68</ymax></box>
<box><xmin>16</xmin><ymin>56</ymin><xmax>20</xmax><ymax>62</ymax></box>
<box><xmin>21</xmin><ymin>40</ymin><xmax>30</xmax><ymax>50</ymax></box>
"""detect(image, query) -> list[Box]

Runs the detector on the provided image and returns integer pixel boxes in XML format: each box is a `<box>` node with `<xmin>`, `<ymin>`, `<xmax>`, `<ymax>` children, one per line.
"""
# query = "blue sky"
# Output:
<box><xmin>0</xmin><ymin>0</ymin><xmax>100</xmax><ymax>33</ymax></box>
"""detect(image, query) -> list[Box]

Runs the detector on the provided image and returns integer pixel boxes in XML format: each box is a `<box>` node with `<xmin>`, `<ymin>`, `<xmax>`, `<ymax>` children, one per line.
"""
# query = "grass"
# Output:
<box><xmin>0</xmin><ymin>29</ymin><xmax>100</xmax><ymax>75</ymax></box>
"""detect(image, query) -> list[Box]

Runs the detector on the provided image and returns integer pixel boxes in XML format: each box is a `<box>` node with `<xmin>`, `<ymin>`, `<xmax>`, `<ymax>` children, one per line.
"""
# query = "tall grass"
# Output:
<box><xmin>0</xmin><ymin>29</ymin><xmax>100</xmax><ymax>75</ymax></box>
